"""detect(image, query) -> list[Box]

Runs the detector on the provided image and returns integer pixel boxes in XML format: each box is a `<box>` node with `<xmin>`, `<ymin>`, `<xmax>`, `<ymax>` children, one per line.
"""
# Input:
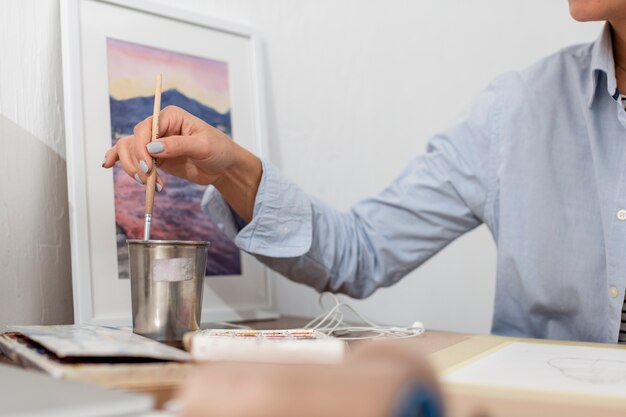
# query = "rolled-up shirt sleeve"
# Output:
<box><xmin>201</xmin><ymin>159</ymin><xmax>313</xmax><ymax>256</ymax></box>
<box><xmin>202</xmin><ymin>74</ymin><xmax>504</xmax><ymax>299</ymax></box>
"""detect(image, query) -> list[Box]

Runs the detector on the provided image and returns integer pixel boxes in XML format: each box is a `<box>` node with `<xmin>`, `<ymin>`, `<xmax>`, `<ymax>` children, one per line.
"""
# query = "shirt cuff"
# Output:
<box><xmin>201</xmin><ymin>159</ymin><xmax>313</xmax><ymax>257</ymax></box>
<box><xmin>201</xmin><ymin>184</ymin><xmax>242</xmax><ymax>241</ymax></box>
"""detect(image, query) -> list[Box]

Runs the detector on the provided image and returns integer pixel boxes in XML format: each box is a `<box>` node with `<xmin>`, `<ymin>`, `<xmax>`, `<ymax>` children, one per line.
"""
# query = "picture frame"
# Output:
<box><xmin>60</xmin><ymin>0</ymin><xmax>277</xmax><ymax>326</ymax></box>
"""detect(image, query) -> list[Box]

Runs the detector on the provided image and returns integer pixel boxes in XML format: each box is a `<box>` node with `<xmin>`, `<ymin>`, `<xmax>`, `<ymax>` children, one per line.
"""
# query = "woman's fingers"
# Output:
<box><xmin>155</xmin><ymin>175</ymin><xmax>164</xmax><ymax>192</ymax></box>
<box><xmin>102</xmin><ymin>136</ymin><xmax>164</xmax><ymax>191</ymax></box>
<box><xmin>102</xmin><ymin>106</ymin><xmax>214</xmax><ymax>188</ymax></box>
<box><xmin>132</xmin><ymin>106</ymin><xmax>198</xmax><ymax>173</ymax></box>
<box><xmin>146</xmin><ymin>135</ymin><xmax>211</xmax><ymax>160</ymax></box>
<box><xmin>116</xmin><ymin>137</ymin><xmax>143</xmax><ymax>184</ymax></box>
<box><xmin>132</xmin><ymin>117</ymin><xmax>157</xmax><ymax>175</ymax></box>
<box><xmin>102</xmin><ymin>146</ymin><xmax>118</xmax><ymax>168</ymax></box>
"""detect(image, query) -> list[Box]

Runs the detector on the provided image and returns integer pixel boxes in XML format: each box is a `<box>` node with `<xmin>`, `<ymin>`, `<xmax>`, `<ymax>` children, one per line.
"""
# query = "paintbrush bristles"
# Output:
<box><xmin>144</xmin><ymin>74</ymin><xmax>162</xmax><ymax>237</ymax></box>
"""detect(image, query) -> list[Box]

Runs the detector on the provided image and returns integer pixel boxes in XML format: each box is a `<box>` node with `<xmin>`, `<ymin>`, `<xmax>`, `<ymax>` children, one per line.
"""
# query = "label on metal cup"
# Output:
<box><xmin>152</xmin><ymin>258</ymin><xmax>194</xmax><ymax>282</ymax></box>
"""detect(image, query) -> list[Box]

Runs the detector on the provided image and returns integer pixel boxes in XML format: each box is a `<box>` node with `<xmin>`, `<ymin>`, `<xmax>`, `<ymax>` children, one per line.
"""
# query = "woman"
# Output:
<box><xmin>105</xmin><ymin>1</ymin><xmax>626</xmax><ymax>343</ymax></box>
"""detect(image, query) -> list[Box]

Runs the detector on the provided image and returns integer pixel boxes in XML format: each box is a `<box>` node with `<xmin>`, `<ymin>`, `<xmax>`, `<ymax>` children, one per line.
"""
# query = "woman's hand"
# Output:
<box><xmin>102</xmin><ymin>105</ymin><xmax>262</xmax><ymax>222</ymax></box>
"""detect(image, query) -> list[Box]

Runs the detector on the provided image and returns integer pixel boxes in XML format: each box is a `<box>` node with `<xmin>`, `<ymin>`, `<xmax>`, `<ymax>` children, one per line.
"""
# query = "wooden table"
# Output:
<box><xmin>2</xmin><ymin>318</ymin><xmax>625</xmax><ymax>417</ymax></box>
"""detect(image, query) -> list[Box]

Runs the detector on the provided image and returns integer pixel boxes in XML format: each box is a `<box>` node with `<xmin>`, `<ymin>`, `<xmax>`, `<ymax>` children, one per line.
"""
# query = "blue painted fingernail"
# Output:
<box><xmin>140</xmin><ymin>160</ymin><xmax>149</xmax><ymax>173</ymax></box>
<box><xmin>147</xmin><ymin>141</ymin><xmax>164</xmax><ymax>154</ymax></box>
<box><xmin>156</xmin><ymin>183</ymin><xmax>163</xmax><ymax>192</ymax></box>
<box><xmin>134</xmin><ymin>173</ymin><xmax>143</xmax><ymax>185</ymax></box>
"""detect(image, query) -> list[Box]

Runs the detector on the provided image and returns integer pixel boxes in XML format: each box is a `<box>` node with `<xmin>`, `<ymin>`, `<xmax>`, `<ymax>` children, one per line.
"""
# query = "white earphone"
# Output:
<box><xmin>304</xmin><ymin>293</ymin><xmax>426</xmax><ymax>340</ymax></box>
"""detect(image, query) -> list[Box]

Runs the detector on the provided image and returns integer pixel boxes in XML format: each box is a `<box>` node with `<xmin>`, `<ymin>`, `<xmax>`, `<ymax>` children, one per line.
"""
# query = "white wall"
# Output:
<box><xmin>160</xmin><ymin>0</ymin><xmax>604</xmax><ymax>333</ymax></box>
<box><xmin>0</xmin><ymin>0</ymin><xmax>73</xmax><ymax>326</ymax></box>
<box><xmin>0</xmin><ymin>0</ymin><xmax>604</xmax><ymax>333</ymax></box>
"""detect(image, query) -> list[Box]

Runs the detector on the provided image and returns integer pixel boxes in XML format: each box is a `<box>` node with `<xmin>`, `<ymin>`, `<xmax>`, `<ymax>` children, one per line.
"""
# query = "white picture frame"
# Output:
<box><xmin>60</xmin><ymin>0</ymin><xmax>277</xmax><ymax>326</ymax></box>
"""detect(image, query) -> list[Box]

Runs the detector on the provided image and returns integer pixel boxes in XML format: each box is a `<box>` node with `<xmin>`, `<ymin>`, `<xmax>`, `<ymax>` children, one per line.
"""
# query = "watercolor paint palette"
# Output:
<box><xmin>184</xmin><ymin>328</ymin><xmax>346</xmax><ymax>364</ymax></box>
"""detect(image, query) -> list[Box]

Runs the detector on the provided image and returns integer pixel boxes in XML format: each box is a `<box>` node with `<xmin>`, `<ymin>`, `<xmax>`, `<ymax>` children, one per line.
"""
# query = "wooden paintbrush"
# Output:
<box><xmin>144</xmin><ymin>74</ymin><xmax>162</xmax><ymax>240</ymax></box>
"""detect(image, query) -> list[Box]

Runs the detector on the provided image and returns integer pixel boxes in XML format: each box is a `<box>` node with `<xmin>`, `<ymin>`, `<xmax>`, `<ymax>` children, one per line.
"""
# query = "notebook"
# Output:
<box><xmin>0</xmin><ymin>325</ymin><xmax>191</xmax><ymax>389</ymax></box>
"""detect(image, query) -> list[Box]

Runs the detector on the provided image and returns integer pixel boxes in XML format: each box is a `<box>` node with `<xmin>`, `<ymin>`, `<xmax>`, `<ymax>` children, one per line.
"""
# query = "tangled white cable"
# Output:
<box><xmin>304</xmin><ymin>293</ymin><xmax>425</xmax><ymax>340</ymax></box>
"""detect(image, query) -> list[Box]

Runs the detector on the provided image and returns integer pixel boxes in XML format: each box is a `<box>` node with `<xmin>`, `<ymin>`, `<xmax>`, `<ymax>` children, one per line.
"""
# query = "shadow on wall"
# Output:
<box><xmin>0</xmin><ymin>114</ymin><xmax>73</xmax><ymax>327</ymax></box>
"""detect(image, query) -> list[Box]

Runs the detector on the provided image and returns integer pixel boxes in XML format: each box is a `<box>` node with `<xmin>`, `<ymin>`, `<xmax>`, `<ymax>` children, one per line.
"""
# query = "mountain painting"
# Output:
<box><xmin>106</xmin><ymin>38</ymin><xmax>242</xmax><ymax>278</ymax></box>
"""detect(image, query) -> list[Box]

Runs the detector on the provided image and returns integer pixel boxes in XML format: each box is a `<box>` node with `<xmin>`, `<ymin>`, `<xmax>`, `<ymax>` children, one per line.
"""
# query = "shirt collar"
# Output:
<box><xmin>588</xmin><ymin>23</ymin><xmax>619</xmax><ymax>107</ymax></box>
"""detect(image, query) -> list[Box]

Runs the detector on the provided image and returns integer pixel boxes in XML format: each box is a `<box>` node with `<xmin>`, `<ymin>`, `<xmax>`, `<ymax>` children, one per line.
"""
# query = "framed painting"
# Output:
<box><xmin>61</xmin><ymin>0</ymin><xmax>277</xmax><ymax>326</ymax></box>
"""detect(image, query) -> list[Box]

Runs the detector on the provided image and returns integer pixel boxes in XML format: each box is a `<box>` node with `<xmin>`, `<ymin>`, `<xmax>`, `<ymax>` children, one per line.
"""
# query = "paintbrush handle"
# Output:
<box><xmin>145</xmin><ymin>168</ymin><xmax>157</xmax><ymax>213</ymax></box>
<box><xmin>144</xmin><ymin>74</ymin><xmax>162</xmax><ymax>240</ymax></box>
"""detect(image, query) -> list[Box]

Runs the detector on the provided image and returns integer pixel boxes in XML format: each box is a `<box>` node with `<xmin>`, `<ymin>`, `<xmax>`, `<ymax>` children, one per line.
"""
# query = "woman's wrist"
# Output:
<box><xmin>212</xmin><ymin>144</ymin><xmax>263</xmax><ymax>223</ymax></box>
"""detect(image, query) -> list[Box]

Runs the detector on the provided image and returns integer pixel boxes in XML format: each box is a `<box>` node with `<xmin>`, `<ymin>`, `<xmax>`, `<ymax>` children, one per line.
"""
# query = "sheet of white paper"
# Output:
<box><xmin>445</xmin><ymin>342</ymin><xmax>626</xmax><ymax>398</ymax></box>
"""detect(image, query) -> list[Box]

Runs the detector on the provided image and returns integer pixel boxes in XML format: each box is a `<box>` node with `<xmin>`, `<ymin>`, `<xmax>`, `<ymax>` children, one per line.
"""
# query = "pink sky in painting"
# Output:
<box><xmin>107</xmin><ymin>38</ymin><xmax>230</xmax><ymax>113</ymax></box>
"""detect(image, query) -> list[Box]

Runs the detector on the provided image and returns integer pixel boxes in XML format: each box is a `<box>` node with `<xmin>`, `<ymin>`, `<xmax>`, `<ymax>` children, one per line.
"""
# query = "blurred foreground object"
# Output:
<box><xmin>178</xmin><ymin>340</ymin><xmax>443</xmax><ymax>417</ymax></box>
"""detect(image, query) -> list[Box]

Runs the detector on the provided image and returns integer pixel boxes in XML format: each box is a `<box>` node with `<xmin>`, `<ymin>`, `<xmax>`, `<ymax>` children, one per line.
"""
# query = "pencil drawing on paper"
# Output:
<box><xmin>106</xmin><ymin>38</ymin><xmax>241</xmax><ymax>278</ymax></box>
<box><xmin>548</xmin><ymin>357</ymin><xmax>626</xmax><ymax>384</ymax></box>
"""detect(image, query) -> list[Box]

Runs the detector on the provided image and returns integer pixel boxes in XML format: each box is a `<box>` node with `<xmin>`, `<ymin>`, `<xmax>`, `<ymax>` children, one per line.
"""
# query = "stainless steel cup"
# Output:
<box><xmin>127</xmin><ymin>239</ymin><xmax>209</xmax><ymax>342</ymax></box>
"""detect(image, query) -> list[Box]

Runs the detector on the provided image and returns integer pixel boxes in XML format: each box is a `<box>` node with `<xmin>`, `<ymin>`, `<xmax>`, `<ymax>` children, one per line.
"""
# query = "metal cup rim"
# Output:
<box><xmin>127</xmin><ymin>239</ymin><xmax>211</xmax><ymax>247</ymax></box>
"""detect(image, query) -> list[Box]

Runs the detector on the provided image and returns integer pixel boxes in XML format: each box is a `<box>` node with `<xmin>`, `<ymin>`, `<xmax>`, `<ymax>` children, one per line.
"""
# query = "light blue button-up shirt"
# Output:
<box><xmin>203</xmin><ymin>24</ymin><xmax>626</xmax><ymax>343</ymax></box>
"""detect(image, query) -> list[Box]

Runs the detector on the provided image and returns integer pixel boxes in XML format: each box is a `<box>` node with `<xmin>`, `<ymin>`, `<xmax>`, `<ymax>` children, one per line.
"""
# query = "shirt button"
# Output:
<box><xmin>617</xmin><ymin>210</ymin><xmax>626</xmax><ymax>221</ymax></box>
<box><xmin>609</xmin><ymin>286</ymin><xmax>620</xmax><ymax>298</ymax></box>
